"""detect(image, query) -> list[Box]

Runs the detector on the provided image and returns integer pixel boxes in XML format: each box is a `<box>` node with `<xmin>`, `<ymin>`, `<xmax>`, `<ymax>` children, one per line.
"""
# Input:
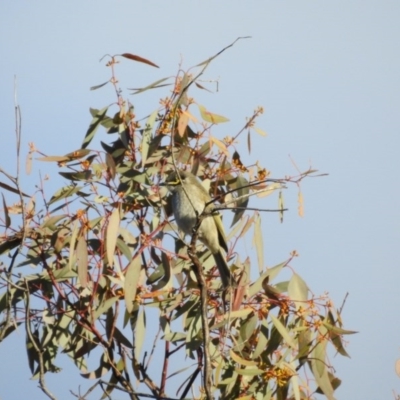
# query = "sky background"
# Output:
<box><xmin>1</xmin><ymin>1</ymin><xmax>400</xmax><ymax>399</ymax></box>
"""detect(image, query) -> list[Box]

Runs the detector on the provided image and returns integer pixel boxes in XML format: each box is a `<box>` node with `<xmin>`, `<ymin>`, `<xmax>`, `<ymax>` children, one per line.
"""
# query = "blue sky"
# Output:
<box><xmin>1</xmin><ymin>1</ymin><xmax>400</xmax><ymax>399</ymax></box>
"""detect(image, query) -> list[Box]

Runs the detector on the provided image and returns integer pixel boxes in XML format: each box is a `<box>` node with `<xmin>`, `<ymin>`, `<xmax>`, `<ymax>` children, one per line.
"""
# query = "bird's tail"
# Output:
<box><xmin>213</xmin><ymin>251</ymin><xmax>237</xmax><ymax>288</ymax></box>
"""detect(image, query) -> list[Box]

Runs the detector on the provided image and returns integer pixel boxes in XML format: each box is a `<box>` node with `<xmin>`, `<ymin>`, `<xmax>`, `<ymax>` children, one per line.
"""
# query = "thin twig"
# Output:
<box><xmin>24</xmin><ymin>280</ymin><xmax>57</xmax><ymax>400</ymax></box>
<box><xmin>187</xmin><ymin>215</ymin><xmax>213</xmax><ymax>399</ymax></box>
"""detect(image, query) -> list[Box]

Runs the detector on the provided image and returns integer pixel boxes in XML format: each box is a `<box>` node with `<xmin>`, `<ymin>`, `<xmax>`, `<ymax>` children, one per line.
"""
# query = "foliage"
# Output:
<box><xmin>0</xmin><ymin>40</ymin><xmax>354</xmax><ymax>400</ymax></box>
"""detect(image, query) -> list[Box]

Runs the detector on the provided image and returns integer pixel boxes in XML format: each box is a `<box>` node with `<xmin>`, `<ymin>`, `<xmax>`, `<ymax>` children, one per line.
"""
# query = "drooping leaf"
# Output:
<box><xmin>76</xmin><ymin>233</ymin><xmax>88</xmax><ymax>288</ymax></box>
<box><xmin>298</xmin><ymin>191</ymin><xmax>304</xmax><ymax>217</ymax></box>
<box><xmin>59</xmin><ymin>171</ymin><xmax>92</xmax><ymax>182</ymax></box>
<box><xmin>68</xmin><ymin>221</ymin><xmax>79</xmax><ymax>271</ymax></box>
<box><xmin>311</xmin><ymin>328</ymin><xmax>336</xmax><ymax>400</ymax></box>
<box><xmin>195</xmin><ymin>36</ymin><xmax>251</xmax><ymax>67</ymax></box>
<box><xmin>248</xmin><ymin>261</ymin><xmax>286</xmax><ymax>297</ymax></box>
<box><xmin>163</xmin><ymin>332</ymin><xmax>187</xmax><ymax>343</ymax></box>
<box><xmin>0</xmin><ymin>181</ymin><xmax>30</xmax><ymax>197</ymax></box>
<box><xmin>90</xmin><ymin>80</ymin><xmax>109</xmax><ymax>91</ymax></box>
<box><xmin>120</xmin><ymin>53</ymin><xmax>159</xmax><ymax>68</ymax></box>
<box><xmin>129</xmin><ymin>76</ymin><xmax>171</xmax><ymax>95</ymax></box>
<box><xmin>210</xmin><ymin>136</ymin><xmax>229</xmax><ymax>156</ymax></box>
<box><xmin>0</xmin><ymin>234</ymin><xmax>22</xmax><ymax>255</ymax></box>
<box><xmin>194</xmin><ymin>82</ymin><xmax>212</xmax><ymax>93</ymax></box>
<box><xmin>238</xmin><ymin>312</ymin><xmax>258</xmax><ymax>347</ymax></box>
<box><xmin>105</xmin><ymin>152</ymin><xmax>116</xmax><ymax>179</ymax></box>
<box><xmin>26</xmin><ymin>148</ymin><xmax>33</xmax><ymax>175</ymax></box>
<box><xmin>288</xmin><ymin>273</ymin><xmax>308</xmax><ymax>310</ymax></box>
<box><xmin>94</xmin><ymin>296</ymin><xmax>119</xmax><ymax>321</ymax></box>
<box><xmin>269</xmin><ymin>314</ymin><xmax>296</xmax><ymax>349</ymax></box>
<box><xmin>230</xmin><ymin>174</ymin><xmax>250</xmax><ymax>227</ymax></box>
<box><xmin>48</xmin><ymin>185</ymin><xmax>83</xmax><ymax>206</ymax></box>
<box><xmin>116</xmin><ymin>238</ymin><xmax>132</xmax><ymax>261</ymax></box>
<box><xmin>141</xmin><ymin>109</ymin><xmax>158</xmax><ymax>165</ymax></box>
<box><xmin>81</xmin><ymin>107</ymin><xmax>108</xmax><ymax>149</ymax></box>
<box><xmin>2</xmin><ymin>193</ymin><xmax>11</xmax><ymax>228</ymax></box>
<box><xmin>396</xmin><ymin>359</ymin><xmax>400</xmax><ymax>378</ymax></box>
<box><xmin>150</xmin><ymin>252</ymin><xmax>172</xmax><ymax>290</ymax></box>
<box><xmin>322</xmin><ymin>321</ymin><xmax>357</xmax><ymax>336</ymax></box>
<box><xmin>253</xmin><ymin>321</ymin><xmax>269</xmax><ymax>359</ymax></box>
<box><xmin>124</xmin><ymin>256</ymin><xmax>141</xmax><ymax>314</ymax></box>
<box><xmin>63</xmin><ymin>149</ymin><xmax>92</xmax><ymax>159</ymax></box>
<box><xmin>235</xmin><ymin>367</ymin><xmax>266</xmax><ymax>376</ymax></box>
<box><xmin>197</xmin><ymin>104</ymin><xmax>229</xmax><ymax>124</ymax></box>
<box><xmin>177</xmin><ymin>72</ymin><xmax>190</xmax><ymax>107</ymax></box>
<box><xmin>230</xmin><ymin>350</ymin><xmax>258</xmax><ymax>367</ymax></box>
<box><xmin>177</xmin><ymin>111</ymin><xmax>189</xmax><ymax>137</ymax></box>
<box><xmin>134</xmin><ymin>308</ymin><xmax>146</xmax><ymax>361</ymax></box>
<box><xmin>252</xmin><ymin>126</ymin><xmax>267</xmax><ymax>137</ymax></box>
<box><xmin>41</xmin><ymin>214</ymin><xmax>67</xmax><ymax>229</ymax></box>
<box><xmin>80</xmin><ymin>354</ymin><xmax>110</xmax><ymax>379</ymax></box>
<box><xmin>106</xmin><ymin>207</ymin><xmax>120</xmax><ymax>267</ymax></box>
<box><xmin>253</xmin><ymin>212</ymin><xmax>264</xmax><ymax>272</ymax></box>
<box><xmin>37</xmin><ymin>155</ymin><xmax>71</xmax><ymax>163</ymax></box>
<box><xmin>113</xmin><ymin>327</ymin><xmax>133</xmax><ymax>349</ymax></box>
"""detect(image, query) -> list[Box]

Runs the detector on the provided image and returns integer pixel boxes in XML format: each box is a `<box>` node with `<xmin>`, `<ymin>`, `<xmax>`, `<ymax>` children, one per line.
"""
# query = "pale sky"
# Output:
<box><xmin>1</xmin><ymin>1</ymin><xmax>400</xmax><ymax>399</ymax></box>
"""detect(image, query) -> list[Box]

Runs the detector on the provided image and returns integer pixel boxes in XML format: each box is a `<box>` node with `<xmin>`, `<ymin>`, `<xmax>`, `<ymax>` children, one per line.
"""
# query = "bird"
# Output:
<box><xmin>165</xmin><ymin>169</ymin><xmax>236</xmax><ymax>288</ymax></box>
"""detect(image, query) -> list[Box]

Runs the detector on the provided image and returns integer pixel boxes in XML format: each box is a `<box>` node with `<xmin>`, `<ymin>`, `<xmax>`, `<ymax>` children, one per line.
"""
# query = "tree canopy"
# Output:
<box><xmin>0</xmin><ymin>40</ymin><xmax>355</xmax><ymax>400</ymax></box>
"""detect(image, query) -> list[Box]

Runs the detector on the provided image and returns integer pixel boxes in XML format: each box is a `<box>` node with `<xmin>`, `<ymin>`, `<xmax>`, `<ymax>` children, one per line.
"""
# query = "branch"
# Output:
<box><xmin>24</xmin><ymin>280</ymin><xmax>57</xmax><ymax>400</ymax></box>
<box><xmin>187</xmin><ymin>214</ymin><xmax>214</xmax><ymax>399</ymax></box>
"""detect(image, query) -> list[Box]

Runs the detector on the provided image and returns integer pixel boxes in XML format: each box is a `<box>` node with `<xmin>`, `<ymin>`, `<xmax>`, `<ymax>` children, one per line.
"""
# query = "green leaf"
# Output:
<box><xmin>239</xmin><ymin>312</ymin><xmax>258</xmax><ymax>347</ymax></box>
<box><xmin>311</xmin><ymin>328</ymin><xmax>336</xmax><ymax>400</ymax></box>
<box><xmin>253</xmin><ymin>321</ymin><xmax>269</xmax><ymax>359</ymax></box>
<box><xmin>178</xmin><ymin>72</ymin><xmax>190</xmax><ymax>107</ymax></box>
<box><xmin>116</xmin><ymin>238</ymin><xmax>132</xmax><ymax>261</ymax></box>
<box><xmin>230</xmin><ymin>174</ymin><xmax>249</xmax><ymax>227</ymax></box>
<box><xmin>235</xmin><ymin>367</ymin><xmax>266</xmax><ymax>376</ymax></box>
<box><xmin>288</xmin><ymin>273</ymin><xmax>308</xmax><ymax>310</ymax></box>
<box><xmin>90</xmin><ymin>80</ymin><xmax>109</xmax><ymax>91</ymax></box>
<box><xmin>230</xmin><ymin>350</ymin><xmax>257</xmax><ymax>367</ymax></box>
<box><xmin>248</xmin><ymin>261</ymin><xmax>286</xmax><ymax>297</ymax></box>
<box><xmin>81</xmin><ymin>107</ymin><xmax>108</xmax><ymax>149</ymax></box>
<box><xmin>80</xmin><ymin>354</ymin><xmax>110</xmax><ymax>379</ymax></box>
<box><xmin>124</xmin><ymin>256</ymin><xmax>141</xmax><ymax>314</ymax></box>
<box><xmin>76</xmin><ymin>233</ymin><xmax>88</xmax><ymax>287</ymax></box>
<box><xmin>41</xmin><ymin>214</ymin><xmax>67</xmax><ymax>229</ymax></box>
<box><xmin>68</xmin><ymin>221</ymin><xmax>79</xmax><ymax>271</ymax></box>
<box><xmin>59</xmin><ymin>171</ymin><xmax>92</xmax><ymax>182</ymax></box>
<box><xmin>113</xmin><ymin>327</ymin><xmax>133</xmax><ymax>349</ymax></box>
<box><xmin>105</xmin><ymin>152</ymin><xmax>116</xmax><ymax>179</ymax></box>
<box><xmin>48</xmin><ymin>185</ymin><xmax>83</xmax><ymax>206</ymax></box>
<box><xmin>269</xmin><ymin>314</ymin><xmax>296</xmax><ymax>349</ymax></box>
<box><xmin>0</xmin><ymin>181</ymin><xmax>30</xmax><ymax>197</ymax></box>
<box><xmin>163</xmin><ymin>332</ymin><xmax>187</xmax><ymax>343</ymax></box>
<box><xmin>2</xmin><ymin>193</ymin><xmax>11</xmax><ymax>228</ymax></box>
<box><xmin>130</xmin><ymin>77</ymin><xmax>171</xmax><ymax>95</ymax></box>
<box><xmin>94</xmin><ymin>296</ymin><xmax>119</xmax><ymax>321</ymax></box>
<box><xmin>63</xmin><ymin>149</ymin><xmax>92</xmax><ymax>159</ymax></box>
<box><xmin>0</xmin><ymin>235</ymin><xmax>22</xmax><ymax>255</ymax></box>
<box><xmin>197</xmin><ymin>103</ymin><xmax>229</xmax><ymax>124</ymax></box>
<box><xmin>106</xmin><ymin>208</ymin><xmax>120</xmax><ymax>267</ymax></box>
<box><xmin>151</xmin><ymin>252</ymin><xmax>172</xmax><ymax>290</ymax></box>
<box><xmin>322</xmin><ymin>321</ymin><xmax>357</xmax><ymax>335</ymax></box>
<box><xmin>134</xmin><ymin>309</ymin><xmax>146</xmax><ymax>361</ymax></box>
